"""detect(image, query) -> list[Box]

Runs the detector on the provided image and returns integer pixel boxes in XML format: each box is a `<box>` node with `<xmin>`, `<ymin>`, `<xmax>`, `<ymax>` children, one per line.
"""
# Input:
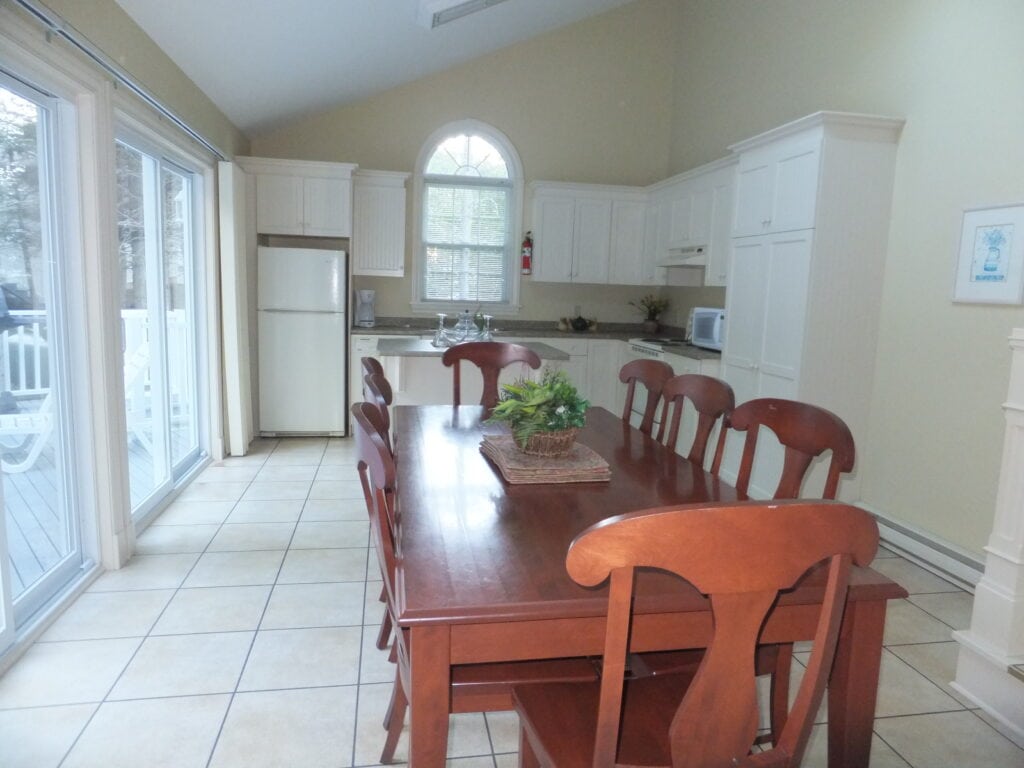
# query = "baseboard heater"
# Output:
<box><xmin>859</xmin><ymin>502</ymin><xmax>984</xmax><ymax>591</ymax></box>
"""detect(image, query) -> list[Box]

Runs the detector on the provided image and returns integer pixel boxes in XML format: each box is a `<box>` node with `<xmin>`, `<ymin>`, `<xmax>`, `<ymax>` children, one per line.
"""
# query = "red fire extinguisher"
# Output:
<box><xmin>521</xmin><ymin>231</ymin><xmax>533</xmax><ymax>275</ymax></box>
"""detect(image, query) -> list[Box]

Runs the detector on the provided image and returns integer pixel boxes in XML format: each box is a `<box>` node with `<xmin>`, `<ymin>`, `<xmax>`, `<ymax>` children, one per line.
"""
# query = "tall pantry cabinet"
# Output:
<box><xmin>718</xmin><ymin>112</ymin><xmax>903</xmax><ymax>500</ymax></box>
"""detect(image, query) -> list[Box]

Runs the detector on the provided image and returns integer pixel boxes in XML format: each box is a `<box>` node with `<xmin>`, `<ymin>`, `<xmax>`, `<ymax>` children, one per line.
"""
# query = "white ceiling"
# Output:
<box><xmin>112</xmin><ymin>0</ymin><xmax>635</xmax><ymax>136</ymax></box>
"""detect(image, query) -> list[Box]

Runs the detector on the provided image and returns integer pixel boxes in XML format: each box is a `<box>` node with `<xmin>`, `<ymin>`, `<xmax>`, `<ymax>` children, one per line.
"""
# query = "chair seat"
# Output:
<box><xmin>513</xmin><ymin>672</ymin><xmax>697</xmax><ymax>768</ymax></box>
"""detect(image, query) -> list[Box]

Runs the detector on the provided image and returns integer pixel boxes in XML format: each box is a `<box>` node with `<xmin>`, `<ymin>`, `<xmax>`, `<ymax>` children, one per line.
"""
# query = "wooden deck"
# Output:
<box><xmin>3</xmin><ymin>434</ymin><xmax>158</xmax><ymax>601</ymax></box>
<box><xmin>3</xmin><ymin>439</ymin><xmax>66</xmax><ymax>599</ymax></box>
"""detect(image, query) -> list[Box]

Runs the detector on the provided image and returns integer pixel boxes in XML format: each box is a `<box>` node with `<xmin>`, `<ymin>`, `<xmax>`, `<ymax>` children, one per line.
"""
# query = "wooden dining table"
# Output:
<box><xmin>391</xmin><ymin>404</ymin><xmax>907</xmax><ymax>768</ymax></box>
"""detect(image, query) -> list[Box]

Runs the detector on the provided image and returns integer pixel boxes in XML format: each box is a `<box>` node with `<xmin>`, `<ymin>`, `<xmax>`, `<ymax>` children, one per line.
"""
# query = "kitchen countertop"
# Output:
<box><xmin>360</xmin><ymin>318</ymin><xmax>720</xmax><ymax>362</ymax></box>
<box><xmin>376</xmin><ymin>338</ymin><xmax>571</xmax><ymax>361</ymax></box>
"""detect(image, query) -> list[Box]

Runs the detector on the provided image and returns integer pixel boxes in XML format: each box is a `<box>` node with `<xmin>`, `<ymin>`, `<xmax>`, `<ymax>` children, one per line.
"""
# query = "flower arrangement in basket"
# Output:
<box><xmin>486</xmin><ymin>369</ymin><xmax>589</xmax><ymax>457</ymax></box>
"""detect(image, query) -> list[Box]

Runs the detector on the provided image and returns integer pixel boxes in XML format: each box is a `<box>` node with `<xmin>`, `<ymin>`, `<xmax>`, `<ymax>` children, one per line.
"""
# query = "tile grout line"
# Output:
<box><xmin>54</xmin><ymin>443</ymin><xmax>278</xmax><ymax>768</ymax></box>
<box><xmin>203</xmin><ymin>437</ymin><xmax>315</xmax><ymax>768</ymax></box>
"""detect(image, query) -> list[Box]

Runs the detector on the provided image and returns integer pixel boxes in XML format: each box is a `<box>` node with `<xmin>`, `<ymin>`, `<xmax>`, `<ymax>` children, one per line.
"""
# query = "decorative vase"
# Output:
<box><xmin>642</xmin><ymin>319</ymin><xmax>660</xmax><ymax>335</ymax></box>
<box><xmin>520</xmin><ymin>427</ymin><xmax>579</xmax><ymax>458</ymax></box>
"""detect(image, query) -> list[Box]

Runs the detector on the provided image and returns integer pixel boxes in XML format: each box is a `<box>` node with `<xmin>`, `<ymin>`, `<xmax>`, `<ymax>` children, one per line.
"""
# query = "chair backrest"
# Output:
<box><xmin>441</xmin><ymin>341</ymin><xmax>541</xmax><ymax>410</ymax></box>
<box><xmin>351</xmin><ymin>402</ymin><xmax>398</xmax><ymax>588</ymax></box>
<box><xmin>363</xmin><ymin>372</ymin><xmax>393</xmax><ymax>452</ymax></box>
<box><xmin>619</xmin><ymin>359</ymin><xmax>674</xmax><ymax>436</ymax></box>
<box><xmin>361</xmin><ymin>357</ymin><xmax>392</xmax><ymax>405</ymax></box>
<box><xmin>654</xmin><ymin>374</ymin><xmax>735</xmax><ymax>465</ymax></box>
<box><xmin>716</xmin><ymin>397</ymin><xmax>856</xmax><ymax>500</ymax></box>
<box><xmin>567</xmin><ymin>499</ymin><xmax>878</xmax><ymax>768</ymax></box>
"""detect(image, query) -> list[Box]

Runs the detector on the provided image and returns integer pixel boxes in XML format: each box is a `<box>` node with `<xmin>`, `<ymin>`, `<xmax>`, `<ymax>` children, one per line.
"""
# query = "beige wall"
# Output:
<box><xmin>669</xmin><ymin>0</ymin><xmax>1024</xmax><ymax>556</ymax></box>
<box><xmin>43</xmin><ymin>0</ymin><xmax>248</xmax><ymax>157</ymax></box>
<box><xmin>251</xmin><ymin>0</ymin><xmax>681</xmax><ymax>324</ymax></box>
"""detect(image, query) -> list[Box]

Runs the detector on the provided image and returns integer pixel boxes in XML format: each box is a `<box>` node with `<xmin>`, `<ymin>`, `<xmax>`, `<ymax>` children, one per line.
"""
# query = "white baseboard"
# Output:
<box><xmin>856</xmin><ymin>502</ymin><xmax>984</xmax><ymax>590</ymax></box>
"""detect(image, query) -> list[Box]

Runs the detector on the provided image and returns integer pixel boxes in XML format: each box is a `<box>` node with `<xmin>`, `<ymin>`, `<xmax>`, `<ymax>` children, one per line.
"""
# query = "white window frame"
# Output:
<box><xmin>411</xmin><ymin>119</ymin><xmax>523</xmax><ymax>316</ymax></box>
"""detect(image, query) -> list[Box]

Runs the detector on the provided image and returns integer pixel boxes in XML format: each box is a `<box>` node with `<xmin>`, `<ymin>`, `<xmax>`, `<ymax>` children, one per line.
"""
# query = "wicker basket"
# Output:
<box><xmin>520</xmin><ymin>427</ymin><xmax>579</xmax><ymax>458</ymax></box>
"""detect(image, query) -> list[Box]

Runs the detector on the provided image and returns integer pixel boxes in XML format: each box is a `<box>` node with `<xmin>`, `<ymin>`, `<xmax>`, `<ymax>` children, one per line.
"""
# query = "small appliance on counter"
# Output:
<box><xmin>355</xmin><ymin>289</ymin><xmax>376</xmax><ymax>328</ymax></box>
<box><xmin>689</xmin><ymin>307</ymin><xmax>725</xmax><ymax>351</ymax></box>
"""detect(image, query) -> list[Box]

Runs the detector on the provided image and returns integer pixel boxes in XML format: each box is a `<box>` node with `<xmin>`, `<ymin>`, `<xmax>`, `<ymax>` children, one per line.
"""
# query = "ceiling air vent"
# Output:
<box><xmin>417</xmin><ymin>0</ymin><xmax>512</xmax><ymax>29</ymax></box>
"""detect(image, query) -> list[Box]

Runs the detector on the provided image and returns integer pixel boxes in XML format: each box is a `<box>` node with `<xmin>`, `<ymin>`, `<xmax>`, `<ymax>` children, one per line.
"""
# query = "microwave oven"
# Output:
<box><xmin>689</xmin><ymin>307</ymin><xmax>725</xmax><ymax>351</ymax></box>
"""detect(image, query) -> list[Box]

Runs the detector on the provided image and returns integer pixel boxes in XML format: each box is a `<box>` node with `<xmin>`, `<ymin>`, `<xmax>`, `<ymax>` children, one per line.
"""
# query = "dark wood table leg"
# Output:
<box><xmin>408</xmin><ymin>624</ymin><xmax>451</xmax><ymax>768</ymax></box>
<box><xmin>828</xmin><ymin>599</ymin><xmax>888</xmax><ymax>768</ymax></box>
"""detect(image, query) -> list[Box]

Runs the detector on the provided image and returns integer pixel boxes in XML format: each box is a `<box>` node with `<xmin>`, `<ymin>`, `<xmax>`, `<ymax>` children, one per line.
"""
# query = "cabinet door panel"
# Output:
<box><xmin>587</xmin><ymin>340</ymin><xmax>621</xmax><ymax>412</ymax></box>
<box><xmin>759</xmin><ymin>233</ymin><xmax>812</xmax><ymax>388</ymax></box>
<box><xmin>721</xmin><ymin>237</ymin><xmax>768</xmax><ymax>406</ymax></box>
<box><xmin>256</xmin><ymin>175</ymin><xmax>303</xmax><ymax>235</ymax></box>
<box><xmin>609</xmin><ymin>200</ymin><xmax>647</xmax><ymax>285</ymax></box>
<box><xmin>668</xmin><ymin>191</ymin><xmax>693</xmax><ymax>247</ymax></box>
<box><xmin>353</xmin><ymin>182</ymin><xmax>406</xmax><ymax>276</ymax></box>
<box><xmin>705</xmin><ymin>179</ymin><xmax>734</xmax><ymax>287</ymax></box>
<box><xmin>533</xmin><ymin>197</ymin><xmax>575</xmax><ymax>282</ymax></box>
<box><xmin>573</xmin><ymin>199</ymin><xmax>612</xmax><ymax>282</ymax></box>
<box><xmin>689</xmin><ymin>186</ymin><xmax>713</xmax><ymax>244</ymax></box>
<box><xmin>733</xmin><ymin>153</ymin><xmax>772</xmax><ymax>237</ymax></box>
<box><xmin>770</xmin><ymin>138</ymin><xmax>820</xmax><ymax>233</ymax></box>
<box><xmin>304</xmin><ymin>177</ymin><xmax>351</xmax><ymax>237</ymax></box>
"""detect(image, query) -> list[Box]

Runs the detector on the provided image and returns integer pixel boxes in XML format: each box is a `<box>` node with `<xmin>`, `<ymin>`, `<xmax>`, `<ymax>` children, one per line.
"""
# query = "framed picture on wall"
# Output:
<box><xmin>953</xmin><ymin>203</ymin><xmax>1024</xmax><ymax>304</ymax></box>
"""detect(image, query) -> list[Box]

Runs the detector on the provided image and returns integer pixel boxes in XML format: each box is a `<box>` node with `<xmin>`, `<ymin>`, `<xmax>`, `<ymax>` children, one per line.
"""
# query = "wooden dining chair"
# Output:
<box><xmin>512</xmin><ymin>499</ymin><xmax>879</xmax><ymax>768</ymax></box>
<box><xmin>441</xmin><ymin>341</ymin><xmax>541</xmax><ymax>410</ymax></box>
<box><xmin>361</xmin><ymin>356</ymin><xmax>393</xmax><ymax>404</ymax></box>
<box><xmin>654</xmin><ymin>374</ymin><xmax>735</xmax><ymax>465</ymax></box>
<box><xmin>350</xmin><ymin>403</ymin><xmax>597</xmax><ymax>764</ymax></box>
<box><xmin>352</xmin><ymin>401</ymin><xmax>397</xmax><ymax>652</ymax></box>
<box><xmin>714</xmin><ymin>397</ymin><xmax>856</xmax><ymax>500</ymax></box>
<box><xmin>363</xmin><ymin>372</ymin><xmax>393</xmax><ymax>453</ymax></box>
<box><xmin>619</xmin><ymin>359</ymin><xmax>674</xmax><ymax>436</ymax></box>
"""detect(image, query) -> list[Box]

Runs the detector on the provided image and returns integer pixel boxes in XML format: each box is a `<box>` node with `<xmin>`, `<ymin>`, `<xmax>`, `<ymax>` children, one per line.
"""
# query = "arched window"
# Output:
<box><xmin>414</xmin><ymin>120</ymin><xmax>522</xmax><ymax>311</ymax></box>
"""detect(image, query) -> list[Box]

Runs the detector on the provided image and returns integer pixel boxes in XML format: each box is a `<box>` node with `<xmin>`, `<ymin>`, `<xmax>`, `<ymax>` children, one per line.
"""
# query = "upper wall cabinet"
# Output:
<box><xmin>731</xmin><ymin>130</ymin><xmax>820</xmax><ymax>237</ymax></box>
<box><xmin>530</xmin><ymin>182</ymin><xmax>652</xmax><ymax>285</ymax></box>
<box><xmin>649</xmin><ymin>157</ymin><xmax>737</xmax><ymax>287</ymax></box>
<box><xmin>240</xmin><ymin>157</ymin><xmax>357</xmax><ymax>238</ymax></box>
<box><xmin>352</xmin><ymin>170</ymin><xmax>409</xmax><ymax>277</ymax></box>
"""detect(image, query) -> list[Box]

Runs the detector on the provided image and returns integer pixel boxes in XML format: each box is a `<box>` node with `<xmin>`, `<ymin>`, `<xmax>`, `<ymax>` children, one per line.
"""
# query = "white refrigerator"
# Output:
<box><xmin>258</xmin><ymin>246</ymin><xmax>347</xmax><ymax>435</ymax></box>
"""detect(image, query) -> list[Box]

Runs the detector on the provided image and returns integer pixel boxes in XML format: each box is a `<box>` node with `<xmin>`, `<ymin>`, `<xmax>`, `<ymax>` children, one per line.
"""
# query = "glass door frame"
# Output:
<box><xmin>114</xmin><ymin>128</ymin><xmax>206</xmax><ymax>525</ymax></box>
<box><xmin>0</xmin><ymin>70</ymin><xmax>87</xmax><ymax>627</ymax></box>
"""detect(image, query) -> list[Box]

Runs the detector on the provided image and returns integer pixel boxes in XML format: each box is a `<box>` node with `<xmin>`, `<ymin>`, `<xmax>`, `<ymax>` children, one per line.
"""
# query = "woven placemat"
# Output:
<box><xmin>480</xmin><ymin>434</ymin><xmax>611</xmax><ymax>484</ymax></box>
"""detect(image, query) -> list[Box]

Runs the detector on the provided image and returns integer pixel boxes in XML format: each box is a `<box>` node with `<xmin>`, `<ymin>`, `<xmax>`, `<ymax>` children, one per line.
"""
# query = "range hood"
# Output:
<box><xmin>658</xmin><ymin>244</ymin><xmax>707</xmax><ymax>268</ymax></box>
<box><xmin>417</xmin><ymin>0</ymin><xmax>511</xmax><ymax>28</ymax></box>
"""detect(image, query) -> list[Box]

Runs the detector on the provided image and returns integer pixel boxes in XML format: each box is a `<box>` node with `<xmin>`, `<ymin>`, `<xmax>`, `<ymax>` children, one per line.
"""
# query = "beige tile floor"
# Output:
<box><xmin>1</xmin><ymin>436</ymin><xmax>1023</xmax><ymax>767</ymax></box>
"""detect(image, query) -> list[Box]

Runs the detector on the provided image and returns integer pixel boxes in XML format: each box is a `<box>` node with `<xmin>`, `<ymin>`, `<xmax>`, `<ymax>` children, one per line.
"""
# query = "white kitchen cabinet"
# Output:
<box><xmin>530</xmin><ymin>182</ymin><xmax>648</xmax><ymax>285</ymax></box>
<box><xmin>531</xmin><ymin>195</ymin><xmax>575</xmax><ymax>282</ymax></box>
<box><xmin>731</xmin><ymin>130</ymin><xmax>820</xmax><ymax>238</ymax></box>
<box><xmin>350</xmin><ymin>335</ymin><xmax>415</xmax><ymax>414</ymax></box>
<box><xmin>241</xmin><ymin>157</ymin><xmax>356</xmax><ymax>237</ymax></box>
<box><xmin>648</xmin><ymin>157</ymin><xmax>736</xmax><ymax>287</ymax></box>
<box><xmin>528</xmin><ymin>338</ymin><xmax>589</xmax><ymax>394</ymax></box>
<box><xmin>586</xmin><ymin>339</ymin><xmax>622</xmax><ymax>413</ymax></box>
<box><xmin>573</xmin><ymin>199</ymin><xmax>612</xmax><ymax>283</ymax></box>
<box><xmin>608</xmin><ymin>200</ymin><xmax>650</xmax><ymax>285</ymax></box>
<box><xmin>718</xmin><ymin>111</ymin><xmax>903</xmax><ymax>500</ymax></box>
<box><xmin>353</xmin><ymin>170</ymin><xmax>409</xmax><ymax>276</ymax></box>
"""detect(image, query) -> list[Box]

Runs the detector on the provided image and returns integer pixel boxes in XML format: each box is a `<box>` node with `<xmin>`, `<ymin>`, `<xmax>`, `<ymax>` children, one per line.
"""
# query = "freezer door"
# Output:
<box><xmin>258</xmin><ymin>247</ymin><xmax>346</xmax><ymax>312</ymax></box>
<box><xmin>259</xmin><ymin>310</ymin><xmax>347</xmax><ymax>433</ymax></box>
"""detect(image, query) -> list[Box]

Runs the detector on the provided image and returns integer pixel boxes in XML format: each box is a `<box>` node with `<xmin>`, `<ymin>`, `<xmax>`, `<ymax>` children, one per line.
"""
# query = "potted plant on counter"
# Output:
<box><xmin>630</xmin><ymin>294</ymin><xmax>670</xmax><ymax>334</ymax></box>
<box><xmin>486</xmin><ymin>369</ymin><xmax>589</xmax><ymax>457</ymax></box>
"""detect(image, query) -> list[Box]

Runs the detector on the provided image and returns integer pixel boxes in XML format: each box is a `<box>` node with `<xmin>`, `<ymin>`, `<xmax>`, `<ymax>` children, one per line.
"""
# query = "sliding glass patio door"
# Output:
<box><xmin>116</xmin><ymin>137</ymin><xmax>202</xmax><ymax>520</ymax></box>
<box><xmin>0</xmin><ymin>75</ymin><xmax>84</xmax><ymax>632</ymax></box>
